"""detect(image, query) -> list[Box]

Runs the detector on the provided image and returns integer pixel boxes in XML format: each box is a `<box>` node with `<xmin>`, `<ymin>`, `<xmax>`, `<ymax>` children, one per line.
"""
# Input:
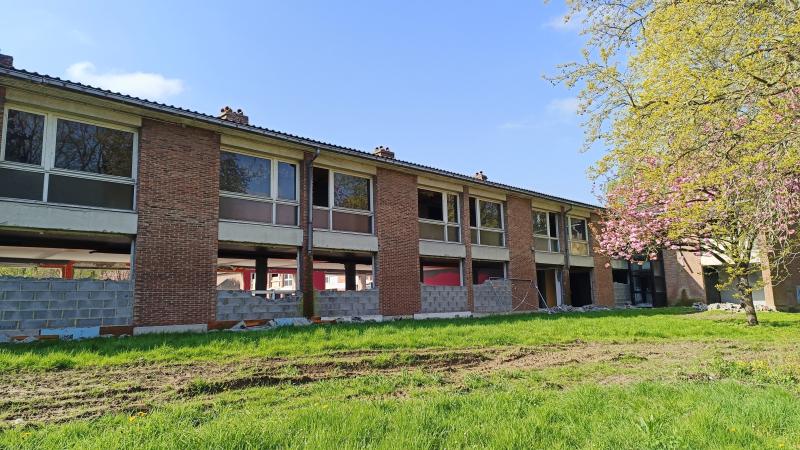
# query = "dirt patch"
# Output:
<box><xmin>0</xmin><ymin>340</ymin><xmax>791</xmax><ymax>426</ymax></box>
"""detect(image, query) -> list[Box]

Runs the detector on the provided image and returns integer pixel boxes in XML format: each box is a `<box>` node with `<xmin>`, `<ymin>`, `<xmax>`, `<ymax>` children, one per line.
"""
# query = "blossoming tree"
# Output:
<box><xmin>551</xmin><ymin>0</ymin><xmax>800</xmax><ymax>324</ymax></box>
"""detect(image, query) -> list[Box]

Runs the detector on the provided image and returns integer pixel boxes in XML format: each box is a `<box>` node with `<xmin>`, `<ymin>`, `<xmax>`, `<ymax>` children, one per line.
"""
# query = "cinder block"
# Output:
<box><xmin>5</xmin><ymin>291</ymin><xmax>35</xmax><ymax>301</ymax></box>
<box><xmin>49</xmin><ymin>299</ymin><xmax>78</xmax><ymax>309</ymax></box>
<box><xmin>89</xmin><ymin>308</ymin><xmax>116</xmax><ymax>318</ymax></box>
<box><xmin>61</xmin><ymin>310</ymin><xmax>80</xmax><ymax>319</ymax></box>
<box><xmin>20</xmin><ymin>319</ymin><xmax>47</xmax><ymax>329</ymax></box>
<box><xmin>105</xmin><ymin>281</ymin><xmax>132</xmax><ymax>291</ymax></box>
<box><xmin>117</xmin><ymin>291</ymin><xmax>133</xmax><ymax>301</ymax></box>
<box><xmin>0</xmin><ymin>281</ymin><xmax>21</xmax><ymax>291</ymax></box>
<box><xmin>102</xmin><ymin>317</ymin><xmax>131</xmax><ymax>326</ymax></box>
<box><xmin>77</xmin><ymin>280</ymin><xmax>105</xmax><ymax>291</ymax></box>
<box><xmin>77</xmin><ymin>299</ymin><xmax>104</xmax><ymax>309</ymax></box>
<box><xmin>3</xmin><ymin>310</ymin><xmax>33</xmax><ymax>320</ymax></box>
<box><xmin>89</xmin><ymin>291</ymin><xmax>115</xmax><ymax>300</ymax></box>
<box><xmin>0</xmin><ymin>320</ymin><xmax>19</xmax><ymax>330</ymax></box>
<box><xmin>0</xmin><ymin>301</ymin><xmax>19</xmax><ymax>311</ymax></box>
<box><xmin>65</xmin><ymin>291</ymin><xmax>92</xmax><ymax>300</ymax></box>
<box><xmin>50</xmin><ymin>281</ymin><xmax>79</xmax><ymax>291</ymax></box>
<box><xmin>19</xmin><ymin>301</ymin><xmax>49</xmax><ymax>311</ymax></box>
<box><xmin>21</xmin><ymin>281</ymin><xmax>51</xmax><ymax>291</ymax></box>
<box><xmin>76</xmin><ymin>318</ymin><xmax>102</xmax><ymax>327</ymax></box>
<box><xmin>46</xmin><ymin>319</ymin><xmax>78</xmax><ymax>328</ymax></box>
<box><xmin>34</xmin><ymin>310</ymin><xmax>63</xmax><ymax>320</ymax></box>
<box><xmin>115</xmin><ymin>307</ymin><xmax>132</xmax><ymax>318</ymax></box>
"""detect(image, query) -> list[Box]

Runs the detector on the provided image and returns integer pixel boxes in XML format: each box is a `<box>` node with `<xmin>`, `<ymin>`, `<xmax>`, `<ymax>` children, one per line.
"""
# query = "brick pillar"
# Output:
<box><xmin>662</xmin><ymin>249</ymin><xmax>706</xmax><ymax>305</ymax></box>
<box><xmin>461</xmin><ymin>187</ymin><xmax>474</xmax><ymax>310</ymax></box>
<box><xmin>0</xmin><ymin>87</ymin><xmax>5</xmax><ymax>134</ymax></box>
<box><xmin>762</xmin><ymin>256</ymin><xmax>800</xmax><ymax>311</ymax></box>
<box><xmin>299</xmin><ymin>152</ymin><xmax>315</xmax><ymax>317</ymax></box>
<box><xmin>506</xmin><ymin>195</ymin><xmax>537</xmax><ymax>310</ymax></box>
<box><xmin>133</xmin><ymin>119</ymin><xmax>220</xmax><ymax>327</ymax></box>
<box><xmin>560</xmin><ymin>208</ymin><xmax>572</xmax><ymax>306</ymax></box>
<box><xmin>589</xmin><ymin>213</ymin><xmax>614</xmax><ymax>307</ymax></box>
<box><xmin>375</xmin><ymin>168</ymin><xmax>420</xmax><ymax>316</ymax></box>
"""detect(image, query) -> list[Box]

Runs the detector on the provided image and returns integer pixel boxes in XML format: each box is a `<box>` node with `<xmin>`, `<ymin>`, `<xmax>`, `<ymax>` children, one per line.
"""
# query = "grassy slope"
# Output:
<box><xmin>1</xmin><ymin>308</ymin><xmax>798</xmax><ymax>372</ymax></box>
<box><xmin>1</xmin><ymin>308</ymin><xmax>799</xmax><ymax>449</ymax></box>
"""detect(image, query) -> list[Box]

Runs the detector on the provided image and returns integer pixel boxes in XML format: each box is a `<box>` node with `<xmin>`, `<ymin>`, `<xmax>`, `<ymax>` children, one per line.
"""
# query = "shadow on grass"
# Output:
<box><xmin>0</xmin><ymin>308</ymin><xmax>701</xmax><ymax>359</ymax></box>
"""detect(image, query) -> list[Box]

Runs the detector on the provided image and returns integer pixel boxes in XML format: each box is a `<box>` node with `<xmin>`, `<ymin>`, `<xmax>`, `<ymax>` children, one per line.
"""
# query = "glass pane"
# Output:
<box><xmin>219</xmin><ymin>196</ymin><xmax>273</xmax><ymax>223</ymax></box>
<box><xmin>651</xmin><ymin>260</ymin><xmax>663</xmax><ymax>276</ymax></box>
<box><xmin>469</xmin><ymin>197</ymin><xmax>476</xmax><ymax>227</ymax></box>
<box><xmin>550</xmin><ymin>238</ymin><xmax>560</xmax><ymax>253</ymax></box>
<box><xmin>277</xmin><ymin>162</ymin><xmax>296</xmax><ymax>200</ymax></box>
<box><xmin>480</xmin><ymin>230</ymin><xmax>504</xmax><ymax>247</ymax></box>
<box><xmin>3</xmin><ymin>109</ymin><xmax>44</xmax><ymax>165</ymax></box>
<box><xmin>570</xmin><ymin>241</ymin><xmax>589</xmax><ymax>256</ymax></box>
<box><xmin>417</xmin><ymin>189</ymin><xmax>443</xmax><ymax>220</ymax></box>
<box><xmin>312</xmin><ymin>207</ymin><xmax>330</xmax><ymax>229</ymax></box>
<box><xmin>421</xmin><ymin>261</ymin><xmax>461</xmax><ymax>286</ymax></box>
<box><xmin>55</xmin><ymin>119</ymin><xmax>133</xmax><ymax>177</ymax></box>
<box><xmin>219</xmin><ymin>152</ymin><xmax>270</xmax><ymax>197</ymax></box>
<box><xmin>473</xmin><ymin>261</ymin><xmax>505</xmax><ymax>284</ymax></box>
<box><xmin>447</xmin><ymin>194</ymin><xmax>459</xmax><ymax>223</ymax></box>
<box><xmin>548</xmin><ymin>212</ymin><xmax>559</xmax><ymax>238</ymax></box>
<box><xmin>332</xmin><ymin>211</ymin><xmax>371</xmax><ymax>233</ymax></box>
<box><xmin>447</xmin><ymin>226</ymin><xmax>460</xmax><ymax>242</ymax></box>
<box><xmin>480</xmin><ymin>201</ymin><xmax>502</xmax><ymax>229</ymax></box>
<box><xmin>48</xmin><ymin>175</ymin><xmax>133</xmax><ymax>209</ymax></box>
<box><xmin>533</xmin><ymin>211</ymin><xmax>548</xmax><ymax>236</ymax></box>
<box><xmin>275</xmin><ymin>203</ymin><xmax>297</xmax><ymax>226</ymax></box>
<box><xmin>534</xmin><ymin>237</ymin><xmax>550</xmax><ymax>252</ymax></box>
<box><xmin>570</xmin><ymin>218</ymin><xmax>587</xmax><ymax>241</ymax></box>
<box><xmin>419</xmin><ymin>222</ymin><xmax>445</xmax><ymax>240</ymax></box>
<box><xmin>470</xmin><ymin>228</ymin><xmax>478</xmax><ymax>244</ymax></box>
<box><xmin>0</xmin><ymin>167</ymin><xmax>44</xmax><ymax>200</ymax></box>
<box><xmin>333</xmin><ymin>173</ymin><xmax>370</xmax><ymax>210</ymax></box>
<box><xmin>312</xmin><ymin>167</ymin><xmax>329</xmax><ymax>207</ymax></box>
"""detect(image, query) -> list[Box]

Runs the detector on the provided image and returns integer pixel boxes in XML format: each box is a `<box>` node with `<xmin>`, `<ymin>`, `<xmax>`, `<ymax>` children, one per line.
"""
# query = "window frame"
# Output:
<box><xmin>568</xmin><ymin>216</ymin><xmax>590</xmax><ymax>256</ymax></box>
<box><xmin>469</xmin><ymin>197</ymin><xmax>506</xmax><ymax>247</ymax></box>
<box><xmin>218</xmin><ymin>148</ymin><xmax>300</xmax><ymax>227</ymax></box>
<box><xmin>312</xmin><ymin>166</ymin><xmax>374</xmax><ymax>235</ymax></box>
<box><xmin>0</xmin><ymin>104</ymin><xmax>139</xmax><ymax>211</ymax></box>
<box><xmin>533</xmin><ymin>209</ymin><xmax>560</xmax><ymax>253</ymax></box>
<box><xmin>417</xmin><ymin>188</ymin><xmax>461</xmax><ymax>243</ymax></box>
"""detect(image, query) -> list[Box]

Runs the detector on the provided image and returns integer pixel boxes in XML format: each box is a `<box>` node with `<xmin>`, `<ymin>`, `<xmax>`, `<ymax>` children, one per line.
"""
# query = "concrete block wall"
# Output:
<box><xmin>315</xmin><ymin>289</ymin><xmax>380</xmax><ymax>317</ymax></box>
<box><xmin>0</xmin><ymin>279</ymin><xmax>132</xmax><ymax>335</ymax></box>
<box><xmin>420</xmin><ymin>285</ymin><xmax>469</xmax><ymax>313</ymax></box>
<box><xmin>216</xmin><ymin>291</ymin><xmax>303</xmax><ymax>321</ymax></box>
<box><xmin>613</xmin><ymin>282</ymin><xmax>631</xmax><ymax>306</ymax></box>
<box><xmin>473</xmin><ymin>279</ymin><xmax>513</xmax><ymax>313</ymax></box>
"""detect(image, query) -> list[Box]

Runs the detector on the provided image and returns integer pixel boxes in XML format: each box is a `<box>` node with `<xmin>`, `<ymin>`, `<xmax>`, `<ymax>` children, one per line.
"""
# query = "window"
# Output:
<box><xmin>313</xmin><ymin>168</ymin><xmax>373</xmax><ymax>233</ymax></box>
<box><xmin>0</xmin><ymin>107</ymin><xmax>136</xmax><ymax>210</ymax></box>
<box><xmin>469</xmin><ymin>197</ymin><xmax>505</xmax><ymax>246</ymax></box>
<box><xmin>420</xmin><ymin>258</ymin><xmax>462</xmax><ymax>286</ymax></box>
<box><xmin>218</xmin><ymin>151</ymin><xmax>298</xmax><ymax>226</ymax></box>
<box><xmin>533</xmin><ymin>210</ymin><xmax>560</xmax><ymax>253</ymax></box>
<box><xmin>569</xmin><ymin>216</ymin><xmax>589</xmax><ymax>255</ymax></box>
<box><xmin>418</xmin><ymin>189</ymin><xmax>460</xmax><ymax>242</ymax></box>
<box><xmin>472</xmin><ymin>260</ymin><xmax>506</xmax><ymax>284</ymax></box>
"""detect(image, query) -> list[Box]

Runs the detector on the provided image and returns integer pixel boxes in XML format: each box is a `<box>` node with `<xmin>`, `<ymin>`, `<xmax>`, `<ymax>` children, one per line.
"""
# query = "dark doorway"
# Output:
<box><xmin>570</xmin><ymin>271</ymin><xmax>592</xmax><ymax>307</ymax></box>
<box><xmin>703</xmin><ymin>267</ymin><xmax>722</xmax><ymax>304</ymax></box>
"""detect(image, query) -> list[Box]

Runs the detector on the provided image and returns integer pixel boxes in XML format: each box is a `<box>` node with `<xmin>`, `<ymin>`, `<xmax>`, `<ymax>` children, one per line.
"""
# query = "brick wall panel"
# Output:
<box><xmin>589</xmin><ymin>213</ymin><xmax>615</xmax><ymax>307</ymax></box>
<box><xmin>506</xmin><ymin>195</ymin><xmax>537</xmax><ymax>310</ymax></box>
<box><xmin>375</xmin><ymin>168</ymin><xmax>420</xmax><ymax>315</ymax></box>
<box><xmin>662</xmin><ymin>249</ymin><xmax>706</xmax><ymax>305</ymax></box>
<box><xmin>133</xmin><ymin>119</ymin><xmax>220</xmax><ymax>326</ymax></box>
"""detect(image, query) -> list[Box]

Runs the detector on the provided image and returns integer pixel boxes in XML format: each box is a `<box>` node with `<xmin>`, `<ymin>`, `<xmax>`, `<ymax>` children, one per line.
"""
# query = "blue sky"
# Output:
<box><xmin>1</xmin><ymin>1</ymin><xmax>601</xmax><ymax>204</ymax></box>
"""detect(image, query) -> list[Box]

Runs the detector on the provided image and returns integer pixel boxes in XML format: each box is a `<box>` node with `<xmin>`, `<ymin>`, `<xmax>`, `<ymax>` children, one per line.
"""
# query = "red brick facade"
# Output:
<box><xmin>461</xmin><ymin>187</ymin><xmax>475</xmax><ymax>310</ymax></box>
<box><xmin>589</xmin><ymin>214</ymin><xmax>615</xmax><ymax>307</ymax></box>
<box><xmin>662</xmin><ymin>249</ymin><xmax>706</xmax><ymax>305</ymax></box>
<box><xmin>133</xmin><ymin>119</ymin><xmax>221</xmax><ymax>326</ymax></box>
<box><xmin>506</xmin><ymin>195</ymin><xmax>537</xmax><ymax>310</ymax></box>
<box><xmin>299</xmin><ymin>152</ymin><xmax>315</xmax><ymax>317</ymax></box>
<box><xmin>375</xmin><ymin>168</ymin><xmax>421</xmax><ymax>316</ymax></box>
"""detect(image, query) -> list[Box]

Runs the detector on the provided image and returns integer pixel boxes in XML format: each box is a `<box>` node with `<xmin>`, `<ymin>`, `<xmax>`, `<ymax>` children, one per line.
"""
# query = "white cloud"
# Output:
<box><xmin>544</xmin><ymin>11</ymin><xmax>586</xmax><ymax>31</ymax></box>
<box><xmin>546</xmin><ymin>97</ymin><xmax>580</xmax><ymax>116</ymax></box>
<box><xmin>65</xmin><ymin>62</ymin><xmax>184</xmax><ymax>101</ymax></box>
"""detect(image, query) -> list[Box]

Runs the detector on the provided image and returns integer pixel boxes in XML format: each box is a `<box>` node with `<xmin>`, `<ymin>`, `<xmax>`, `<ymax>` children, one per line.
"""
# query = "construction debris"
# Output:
<box><xmin>693</xmin><ymin>302</ymin><xmax>776</xmax><ymax>312</ymax></box>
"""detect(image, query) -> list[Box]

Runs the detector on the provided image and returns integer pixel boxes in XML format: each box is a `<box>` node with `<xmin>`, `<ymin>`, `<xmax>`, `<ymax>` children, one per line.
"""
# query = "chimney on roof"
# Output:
<box><xmin>373</xmin><ymin>145</ymin><xmax>395</xmax><ymax>159</ymax></box>
<box><xmin>474</xmin><ymin>171</ymin><xmax>488</xmax><ymax>181</ymax></box>
<box><xmin>219</xmin><ymin>106</ymin><xmax>249</xmax><ymax>125</ymax></box>
<box><xmin>0</xmin><ymin>53</ymin><xmax>13</xmax><ymax>69</ymax></box>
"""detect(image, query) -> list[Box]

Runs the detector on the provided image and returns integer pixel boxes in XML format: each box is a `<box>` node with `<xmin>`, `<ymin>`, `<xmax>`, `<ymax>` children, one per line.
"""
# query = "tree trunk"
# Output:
<box><xmin>737</xmin><ymin>276</ymin><xmax>759</xmax><ymax>326</ymax></box>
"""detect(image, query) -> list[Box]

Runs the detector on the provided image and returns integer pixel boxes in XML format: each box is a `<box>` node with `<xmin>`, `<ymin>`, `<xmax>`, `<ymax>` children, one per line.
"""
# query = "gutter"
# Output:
<box><xmin>0</xmin><ymin>67</ymin><xmax>601</xmax><ymax>211</ymax></box>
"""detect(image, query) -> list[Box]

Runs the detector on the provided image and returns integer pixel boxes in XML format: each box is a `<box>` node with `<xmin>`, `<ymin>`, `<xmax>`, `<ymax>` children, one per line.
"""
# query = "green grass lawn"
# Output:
<box><xmin>1</xmin><ymin>308</ymin><xmax>799</xmax><ymax>449</ymax></box>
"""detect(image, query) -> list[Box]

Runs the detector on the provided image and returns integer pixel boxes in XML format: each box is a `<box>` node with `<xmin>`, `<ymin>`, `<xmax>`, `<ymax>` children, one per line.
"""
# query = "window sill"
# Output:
<box><xmin>0</xmin><ymin>196</ymin><xmax>136</xmax><ymax>214</ymax></box>
<box><xmin>219</xmin><ymin>219</ymin><xmax>299</xmax><ymax>229</ymax></box>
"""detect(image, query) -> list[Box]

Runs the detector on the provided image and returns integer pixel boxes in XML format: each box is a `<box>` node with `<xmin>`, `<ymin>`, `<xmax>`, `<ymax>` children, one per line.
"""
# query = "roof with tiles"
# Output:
<box><xmin>0</xmin><ymin>65</ymin><xmax>601</xmax><ymax>210</ymax></box>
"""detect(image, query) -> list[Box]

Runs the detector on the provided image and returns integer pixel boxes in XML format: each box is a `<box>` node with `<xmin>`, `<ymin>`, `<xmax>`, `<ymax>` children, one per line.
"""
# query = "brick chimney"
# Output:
<box><xmin>0</xmin><ymin>53</ymin><xmax>13</xmax><ymax>69</ymax></box>
<box><xmin>474</xmin><ymin>171</ymin><xmax>488</xmax><ymax>181</ymax></box>
<box><xmin>373</xmin><ymin>145</ymin><xmax>395</xmax><ymax>159</ymax></box>
<box><xmin>219</xmin><ymin>106</ymin><xmax>249</xmax><ymax>125</ymax></box>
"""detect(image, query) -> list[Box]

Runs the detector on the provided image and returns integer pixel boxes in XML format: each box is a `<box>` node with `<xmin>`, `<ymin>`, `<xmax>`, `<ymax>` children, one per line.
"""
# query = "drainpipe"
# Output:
<box><xmin>561</xmin><ymin>205</ymin><xmax>573</xmax><ymax>306</ymax></box>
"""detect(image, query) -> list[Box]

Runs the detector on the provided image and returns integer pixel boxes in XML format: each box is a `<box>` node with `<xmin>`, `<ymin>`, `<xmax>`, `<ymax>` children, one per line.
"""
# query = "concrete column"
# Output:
<box><xmin>345</xmin><ymin>262</ymin><xmax>357</xmax><ymax>291</ymax></box>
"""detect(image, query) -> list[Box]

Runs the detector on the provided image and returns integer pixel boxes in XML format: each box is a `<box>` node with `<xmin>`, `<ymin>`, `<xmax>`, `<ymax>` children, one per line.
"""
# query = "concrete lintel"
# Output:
<box><xmin>320</xmin><ymin>315</ymin><xmax>384</xmax><ymax>322</ymax></box>
<box><xmin>218</xmin><ymin>221</ymin><xmax>303</xmax><ymax>246</ymax></box>
<box><xmin>133</xmin><ymin>323</ymin><xmax>208</xmax><ymax>335</ymax></box>
<box><xmin>419</xmin><ymin>241</ymin><xmax>466</xmax><ymax>258</ymax></box>
<box><xmin>313</xmin><ymin>230</ymin><xmax>378</xmax><ymax>252</ymax></box>
<box><xmin>472</xmin><ymin>245</ymin><xmax>510</xmax><ymax>261</ymax></box>
<box><xmin>535</xmin><ymin>252</ymin><xmax>565</xmax><ymax>266</ymax></box>
<box><xmin>0</xmin><ymin>200</ymin><xmax>137</xmax><ymax>234</ymax></box>
<box><xmin>610</xmin><ymin>259</ymin><xmax>628</xmax><ymax>270</ymax></box>
<box><xmin>569</xmin><ymin>255</ymin><xmax>595</xmax><ymax>268</ymax></box>
<box><xmin>413</xmin><ymin>311</ymin><xmax>472</xmax><ymax>320</ymax></box>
